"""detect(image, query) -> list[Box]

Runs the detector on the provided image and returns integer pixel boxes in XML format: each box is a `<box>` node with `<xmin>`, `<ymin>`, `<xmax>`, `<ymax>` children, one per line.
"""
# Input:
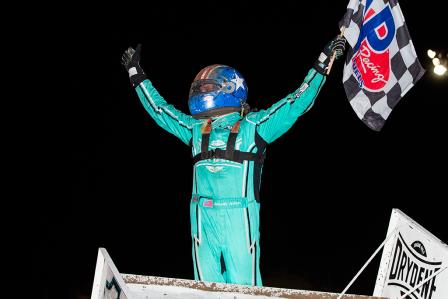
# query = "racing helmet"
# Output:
<box><xmin>188</xmin><ymin>64</ymin><xmax>248</xmax><ymax>118</ymax></box>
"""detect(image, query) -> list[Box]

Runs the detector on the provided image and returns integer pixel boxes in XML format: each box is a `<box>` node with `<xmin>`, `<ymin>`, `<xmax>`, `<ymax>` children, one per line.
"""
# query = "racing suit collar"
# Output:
<box><xmin>210</xmin><ymin>112</ymin><xmax>241</xmax><ymax>130</ymax></box>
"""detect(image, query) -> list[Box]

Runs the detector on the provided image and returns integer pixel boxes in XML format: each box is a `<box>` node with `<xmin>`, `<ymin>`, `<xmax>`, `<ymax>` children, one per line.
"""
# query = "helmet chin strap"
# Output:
<box><xmin>240</xmin><ymin>101</ymin><xmax>250</xmax><ymax>117</ymax></box>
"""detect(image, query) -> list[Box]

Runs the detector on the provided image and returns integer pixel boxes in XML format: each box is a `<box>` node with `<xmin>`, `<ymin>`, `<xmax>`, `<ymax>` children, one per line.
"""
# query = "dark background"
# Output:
<box><xmin>30</xmin><ymin>1</ymin><xmax>447</xmax><ymax>299</ymax></box>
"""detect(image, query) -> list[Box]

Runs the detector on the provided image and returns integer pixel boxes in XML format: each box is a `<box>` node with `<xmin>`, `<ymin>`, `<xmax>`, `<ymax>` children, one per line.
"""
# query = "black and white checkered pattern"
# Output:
<box><xmin>340</xmin><ymin>0</ymin><xmax>425</xmax><ymax>131</ymax></box>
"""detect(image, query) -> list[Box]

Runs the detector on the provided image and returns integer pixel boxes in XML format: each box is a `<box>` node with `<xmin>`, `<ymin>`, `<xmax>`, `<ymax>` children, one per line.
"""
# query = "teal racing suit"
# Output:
<box><xmin>134</xmin><ymin>68</ymin><xmax>325</xmax><ymax>286</ymax></box>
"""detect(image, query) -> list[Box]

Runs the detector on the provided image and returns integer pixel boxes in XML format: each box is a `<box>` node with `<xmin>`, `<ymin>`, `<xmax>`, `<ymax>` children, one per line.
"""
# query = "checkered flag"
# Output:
<box><xmin>340</xmin><ymin>0</ymin><xmax>425</xmax><ymax>131</ymax></box>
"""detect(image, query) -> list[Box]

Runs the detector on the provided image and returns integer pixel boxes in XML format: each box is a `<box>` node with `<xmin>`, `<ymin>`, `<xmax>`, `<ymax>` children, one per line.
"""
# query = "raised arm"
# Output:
<box><xmin>121</xmin><ymin>44</ymin><xmax>197</xmax><ymax>146</ymax></box>
<box><xmin>246</xmin><ymin>36</ymin><xmax>346</xmax><ymax>144</ymax></box>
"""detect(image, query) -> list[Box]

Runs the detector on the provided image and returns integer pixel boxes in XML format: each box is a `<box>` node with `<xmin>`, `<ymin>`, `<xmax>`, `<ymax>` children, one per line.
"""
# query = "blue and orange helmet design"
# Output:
<box><xmin>188</xmin><ymin>64</ymin><xmax>248</xmax><ymax>118</ymax></box>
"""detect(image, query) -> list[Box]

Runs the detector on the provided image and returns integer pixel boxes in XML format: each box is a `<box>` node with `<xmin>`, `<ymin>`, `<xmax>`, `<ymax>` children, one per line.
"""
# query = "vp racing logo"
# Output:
<box><xmin>387</xmin><ymin>233</ymin><xmax>441</xmax><ymax>299</ymax></box>
<box><xmin>352</xmin><ymin>0</ymin><xmax>395</xmax><ymax>91</ymax></box>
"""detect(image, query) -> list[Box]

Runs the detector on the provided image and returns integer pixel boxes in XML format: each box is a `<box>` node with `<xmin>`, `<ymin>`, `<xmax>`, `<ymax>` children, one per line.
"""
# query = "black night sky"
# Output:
<box><xmin>29</xmin><ymin>1</ymin><xmax>447</xmax><ymax>299</ymax></box>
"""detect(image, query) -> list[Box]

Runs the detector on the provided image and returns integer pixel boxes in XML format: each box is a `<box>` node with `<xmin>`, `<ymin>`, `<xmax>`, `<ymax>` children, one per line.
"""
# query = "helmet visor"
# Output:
<box><xmin>189</xmin><ymin>79</ymin><xmax>222</xmax><ymax>97</ymax></box>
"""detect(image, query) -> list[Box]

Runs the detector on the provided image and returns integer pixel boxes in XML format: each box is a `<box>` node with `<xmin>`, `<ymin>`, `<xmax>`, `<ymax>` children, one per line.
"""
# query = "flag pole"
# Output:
<box><xmin>326</xmin><ymin>26</ymin><xmax>346</xmax><ymax>75</ymax></box>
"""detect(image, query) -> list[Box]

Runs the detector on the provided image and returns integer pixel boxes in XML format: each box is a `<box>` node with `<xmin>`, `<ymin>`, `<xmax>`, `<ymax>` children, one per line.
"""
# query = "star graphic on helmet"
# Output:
<box><xmin>231</xmin><ymin>73</ymin><xmax>245</xmax><ymax>90</ymax></box>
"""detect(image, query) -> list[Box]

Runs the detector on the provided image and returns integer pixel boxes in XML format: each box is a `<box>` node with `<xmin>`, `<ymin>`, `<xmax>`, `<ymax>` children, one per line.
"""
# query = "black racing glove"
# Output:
<box><xmin>313</xmin><ymin>35</ymin><xmax>347</xmax><ymax>75</ymax></box>
<box><xmin>121</xmin><ymin>44</ymin><xmax>147</xmax><ymax>87</ymax></box>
